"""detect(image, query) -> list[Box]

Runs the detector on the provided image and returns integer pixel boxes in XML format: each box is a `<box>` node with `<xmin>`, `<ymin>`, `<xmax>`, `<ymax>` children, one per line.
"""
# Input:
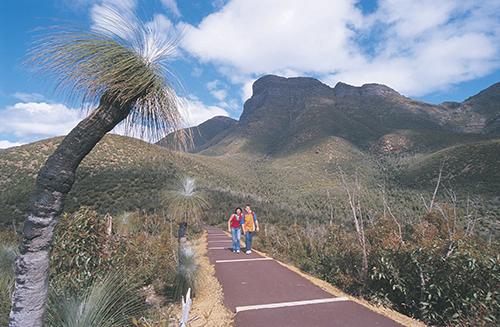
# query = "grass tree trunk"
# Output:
<box><xmin>9</xmin><ymin>95</ymin><xmax>132</xmax><ymax>327</ymax></box>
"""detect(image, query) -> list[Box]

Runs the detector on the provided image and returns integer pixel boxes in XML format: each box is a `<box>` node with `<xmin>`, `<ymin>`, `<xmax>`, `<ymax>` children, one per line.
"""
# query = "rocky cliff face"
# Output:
<box><xmin>240</xmin><ymin>75</ymin><xmax>403</xmax><ymax>125</ymax></box>
<box><xmin>332</xmin><ymin>82</ymin><xmax>401</xmax><ymax>98</ymax></box>
<box><xmin>234</xmin><ymin>75</ymin><xmax>447</xmax><ymax>154</ymax></box>
<box><xmin>239</xmin><ymin>75</ymin><xmax>334</xmax><ymax>125</ymax></box>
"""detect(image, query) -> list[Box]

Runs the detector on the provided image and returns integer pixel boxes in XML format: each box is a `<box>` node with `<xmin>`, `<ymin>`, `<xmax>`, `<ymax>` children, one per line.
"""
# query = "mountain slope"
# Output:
<box><xmin>440</xmin><ymin>82</ymin><xmax>500</xmax><ymax>134</ymax></box>
<box><xmin>157</xmin><ymin>115</ymin><xmax>237</xmax><ymax>152</ymax></box>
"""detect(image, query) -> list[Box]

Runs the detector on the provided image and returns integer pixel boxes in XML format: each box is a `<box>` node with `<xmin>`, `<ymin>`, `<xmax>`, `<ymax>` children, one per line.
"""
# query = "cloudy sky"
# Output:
<box><xmin>1</xmin><ymin>0</ymin><xmax>499</xmax><ymax>148</ymax></box>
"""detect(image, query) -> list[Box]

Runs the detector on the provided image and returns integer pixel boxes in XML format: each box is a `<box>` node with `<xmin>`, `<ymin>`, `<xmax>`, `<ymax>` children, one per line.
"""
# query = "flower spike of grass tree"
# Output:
<box><xmin>9</xmin><ymin>5</ymin><xmax>186</xmax><ymax>326</ymax></box>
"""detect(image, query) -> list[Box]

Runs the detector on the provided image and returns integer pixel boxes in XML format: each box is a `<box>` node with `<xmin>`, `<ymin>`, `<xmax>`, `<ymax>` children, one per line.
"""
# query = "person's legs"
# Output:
<box><xmin>236</xmin><ymin>228</ymin><xmax>241</xmax><ymax>252</ymax></box>
<box><xmin>231</xmin><ymin>227</ymin><xmax>238</xmax><ymax>252</ymax></box>
<box><xmin>245</xmin><ymin>231</ymin><xmax>250</xmax><ymax>252</ymax></box>
<box><xmin>245</xmin><ymin>231</ymin><xmax>254</xmax><ymax>253</ymax></box>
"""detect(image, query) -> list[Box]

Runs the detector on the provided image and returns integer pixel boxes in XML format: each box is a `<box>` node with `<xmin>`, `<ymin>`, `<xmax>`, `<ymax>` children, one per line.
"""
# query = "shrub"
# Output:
<box><xmin>0</xmin><ymin>240</ymin><xmax>19</xmax><ymax>326</ymax></box>
<box><xmin>117</xmin><ymin>230</ymin><xmax>177</xmax><ymax>287</ymax></box>
<box><xmin>255</xmin><ymin>209</ymin><xmax>500</xmax><ymax>326</ymax></box>
<box><xmin>171</xmin><ymin>245</ymin><xmax>200</xmax><ymax>302</ymax></box>
<box><xmin>50</xmin><ymin>207</ymin><xmax>113</xmax><ymax>296</ymax></box>
<box><xmin>46</xmin><ymin>269</ymin><xmax>144</xmax><ymax>327</ymax></box>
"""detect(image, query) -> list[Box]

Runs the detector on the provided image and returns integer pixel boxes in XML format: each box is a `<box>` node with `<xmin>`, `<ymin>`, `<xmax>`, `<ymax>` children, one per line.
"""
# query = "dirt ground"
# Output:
<box><xmin>171</xmin><ymin>230</ymin><xmax>235</xmax><ymax>326</ymax></box>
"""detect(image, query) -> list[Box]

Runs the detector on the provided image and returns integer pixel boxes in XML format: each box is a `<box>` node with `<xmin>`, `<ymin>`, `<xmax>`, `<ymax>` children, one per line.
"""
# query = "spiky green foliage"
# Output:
<box><xmin>161</xmin><ymin>177</ymin><xmax>210</xmax><ymax>223</ymax></box>
<box><xmin>26</xmin><ymin>5</ymin><xmax>185</xmax><ymax>141</ymax></box>
<box><xmin>114</xmin><ymin>212</ymin><xmax>141</xmax><ymax>237</ymax></box>
<box><xmin>172</xmin><ymin>245</ymin><xmax>200</xmax><ymax>302</ymax></box>
<box><xmin>0</xmin><ymin>243</ymin><xmax>18</xmax><ymax>277</ymax></box>
<box><xmin>0</xmin><ymin>242</ymin><xmax>19</xmax><ymax>325</ymax></box>
<box><xmin>50</xmin><ymin>207</ymin><xmax>114</xmax><ymax>296</ymax></box>
<box><xmin>46</xmin><ymin>270</ymin><xmax>143</xmax><ymax>327</ymax></box>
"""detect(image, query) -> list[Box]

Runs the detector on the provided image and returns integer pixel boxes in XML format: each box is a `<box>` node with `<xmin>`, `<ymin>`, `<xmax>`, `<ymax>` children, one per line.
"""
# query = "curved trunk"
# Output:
<box><xmin>9</xmin><ymin>96</ymin><xmax>132</xmax><ymax>327</ymax></box>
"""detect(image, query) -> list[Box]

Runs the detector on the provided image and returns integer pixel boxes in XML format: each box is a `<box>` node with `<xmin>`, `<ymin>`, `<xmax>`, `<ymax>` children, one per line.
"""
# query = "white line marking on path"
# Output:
<box><xmin>208</xmin><ymin>247</ymin><xmax>228</xmax><ymax>250</ymax></box>
<box><xmin>236</xmin><ymin>297</ymin><xmax>350</xmax><ymax>313</ymax></box>
<box><xmin>216</xmin><ymin>258</ymin><xmax>273</xmax><ymax>263</ymax></box>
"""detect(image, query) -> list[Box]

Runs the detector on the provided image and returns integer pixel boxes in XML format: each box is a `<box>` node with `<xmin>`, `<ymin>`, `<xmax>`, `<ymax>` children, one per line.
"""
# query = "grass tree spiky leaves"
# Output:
<box><xmin>26</xmin><ymin>4</ymin><xmax>186</xmax><ymax>142</ymax></box>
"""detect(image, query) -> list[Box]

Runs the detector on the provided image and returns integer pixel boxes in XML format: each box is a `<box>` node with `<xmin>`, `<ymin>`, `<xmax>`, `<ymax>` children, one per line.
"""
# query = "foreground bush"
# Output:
<box><xmin>50</xmin><ymin>207</ymin><xmax>114</xmax><ymax>296</ymax></box>
<box><xmin>46</xmin><ymin>270</ymin><xmax>143</xmax><ymax>327</ymax></box>
<box><xmin>0</xmin><ymin>232</ymin><xmax>19</xmax><ymax>325</ymax></box>
<box><xmin>171</xmin><ymin>245</ymin><xmax>200</xmax><ymax>302</ymax></box>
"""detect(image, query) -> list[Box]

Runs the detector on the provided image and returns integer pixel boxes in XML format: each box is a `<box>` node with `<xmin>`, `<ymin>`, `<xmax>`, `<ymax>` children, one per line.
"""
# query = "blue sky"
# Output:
<box><xmin>1</xmin><ymin>0</ymin><xmax>500</xmax><ymax>149</ymax></box>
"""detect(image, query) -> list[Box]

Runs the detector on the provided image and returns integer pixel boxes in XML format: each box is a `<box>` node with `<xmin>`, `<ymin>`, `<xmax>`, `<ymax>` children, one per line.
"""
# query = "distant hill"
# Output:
<box><xmin>440</xmin><ymin>82</ymin><xmax>500</xmax><ymax>134</ymax></box>
<box><xmin>157</xmin><ymin>115</ymin><xmax>237</xmax><ymax>152</ymax></box>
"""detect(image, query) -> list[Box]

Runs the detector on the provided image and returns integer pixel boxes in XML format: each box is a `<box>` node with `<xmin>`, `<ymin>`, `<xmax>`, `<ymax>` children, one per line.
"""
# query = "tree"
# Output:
<box><xmin>161</xmin><ymin>177</ymin><xmax>210</xmax><ymax>243</ymax></box>
<box><xmin>9</xmin><ymin>6</ymin><xmax>185</xmax><ymax>326</ymax></box>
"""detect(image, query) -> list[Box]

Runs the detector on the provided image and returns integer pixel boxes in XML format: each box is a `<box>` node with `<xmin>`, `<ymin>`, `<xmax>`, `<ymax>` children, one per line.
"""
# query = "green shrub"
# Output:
<box><xmin>171</xmin><ymin>245</ymin><xmax>200</xmax><ymax>302</ymax></box>
<box><xmin>0</xmin><ymin>240</ymin><xmax>19</xmax><ymax>326</ymax></box>
<box><xmin>117</xmin><ymin>229</ymin><xmax>177</xmax><ymax>289</ymax></box>
<box><xmin>256</xmin><ymin>209</ymin><xmax>500</xmax><ymax>326</ymax></box>
<box><xmin>46</xmin><ymin>269</ymin><xmax>144</xmax><ymax>327</ymax></box>
<box><xmin>50</xmin><ymin>207</ymin><xmax>113</xmax><ymax>296</ymax></box>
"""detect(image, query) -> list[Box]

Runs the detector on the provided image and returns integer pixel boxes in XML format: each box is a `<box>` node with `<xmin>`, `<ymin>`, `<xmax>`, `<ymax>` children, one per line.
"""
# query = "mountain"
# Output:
<box><xmin>440</xmin><ymin>82</ymin><xmax>500</xmax><ymax>134</ymax></box>
<box><xmin>156</xmin><ymin>115</ymin><xmax>237</xmax><ymax>152</ymax></box>
<box><xmin>182</xmin><ymin>75</ymin><xmax>498</xmax><ymax>156</ymax></box>
<box><xmin>155</xmin><ymin>75</ymin><xmax>499</xmax><ymax>201</ymax></box>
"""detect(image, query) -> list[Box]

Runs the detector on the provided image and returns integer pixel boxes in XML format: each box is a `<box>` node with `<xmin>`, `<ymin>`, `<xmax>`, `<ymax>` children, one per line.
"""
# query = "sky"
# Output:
<box><xmin>1</xmin><ymin>0</ymin><xmax>500</xmax><ymax>149</ymax></box>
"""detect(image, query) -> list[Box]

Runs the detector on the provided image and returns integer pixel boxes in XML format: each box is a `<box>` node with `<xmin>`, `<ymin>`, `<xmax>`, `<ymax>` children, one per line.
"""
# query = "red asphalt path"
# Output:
<box><xmin>204</xmin><ymin>225</ymin><xmax>407</xmax><ymax>327</ymax></box>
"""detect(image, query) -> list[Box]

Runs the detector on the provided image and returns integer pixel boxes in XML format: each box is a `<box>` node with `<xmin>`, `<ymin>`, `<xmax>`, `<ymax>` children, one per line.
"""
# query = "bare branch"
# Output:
<box><xmin>429</xmin><ymin>155</ymin><xmax>447</xmax><ymax>212</ymax></box>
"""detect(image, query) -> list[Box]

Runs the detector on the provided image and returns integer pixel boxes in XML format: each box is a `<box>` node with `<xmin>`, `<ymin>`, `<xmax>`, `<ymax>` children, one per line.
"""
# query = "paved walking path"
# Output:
<box><xmin>203</xmin><ymin>225</ymin><xmax>413</xmax><ymax>327</ymax></box>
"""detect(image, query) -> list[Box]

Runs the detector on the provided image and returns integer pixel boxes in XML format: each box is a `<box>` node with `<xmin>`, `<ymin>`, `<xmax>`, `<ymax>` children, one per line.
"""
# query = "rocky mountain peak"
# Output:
<box><xmin>251</xmin><ymin>74</ymin><xmax>329</xmax><ymax>95</ymax></box>
<box><xmin>241</xmin><ymin>75</ymin><xmax>333</xmax><ymax>125</ymax></box>
<box><xmin>240</xmin><ymin>75</ymin><xmax>402</xmax><ymax>125</ymax></box>
<box><xmin>333</xmin><ymin>82</ymin><xmax>401</xmax><ymax>98</ymax></box>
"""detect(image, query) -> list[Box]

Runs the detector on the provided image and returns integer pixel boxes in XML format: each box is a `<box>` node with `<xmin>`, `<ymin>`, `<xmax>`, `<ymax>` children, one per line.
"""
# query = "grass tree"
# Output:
<box><xmin>45</xmin><ymin>270</ymin><xmax>143</xmax><ymax>327</ymax></box>
<box><xmin>1</xmin><ymin>243</ymin><xmax>18</xmax><ymax>326</ymax></box>
<box><xmin>9</xmin><ymin>6</ymin><xmax>185</xmax><ymax>326</ymax></box>
<box><xmin>161</xmin><ymin>177</ymin><xmax>210</xmax><ymax>242</ymax></box>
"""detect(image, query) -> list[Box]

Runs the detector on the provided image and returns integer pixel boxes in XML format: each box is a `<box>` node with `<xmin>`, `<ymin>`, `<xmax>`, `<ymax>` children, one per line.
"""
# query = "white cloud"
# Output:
<box><xmin>179</xmin><ymin>0</ymin><xmax>500</xmax><ymax>97</ymax></box>
<box><xmin>0</xmin><ymin>102</ymin><xmax>83</xmax><ymax>143</ymax></box>
<box><xmin>206</xmin><ymin>80</ymin><xmax>229</xmax><ymax>101</ymax></box>
<box><xmin>12</xmin><ymin>92</ymin><xmax>45</xmax><ymax>102</ymax></box>
<box><xmin>161</xmin><ymin>0</ymin><xmax>181</xmax><ymax>18</ymax></box>
<box><xmin>0</xmin><ymin>140</ymin><xmax>24</xmax><ymax>149</ymax></box>
<box><xmin>180</xmin><ymin>96</ymin><xmax>229</xmax><ymax>126</ymax></box>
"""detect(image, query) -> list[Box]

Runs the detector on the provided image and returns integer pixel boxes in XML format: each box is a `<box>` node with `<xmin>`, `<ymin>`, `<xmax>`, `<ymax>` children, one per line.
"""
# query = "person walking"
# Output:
<box><xmin>228</xmin><ymin>207</ymin><xmax>243</xmax><ymax>253</ymax></box>
<box><xmin>242</xmin><ymin>205</ymin><xmax>259</xmax><ymax>254</ymax></box>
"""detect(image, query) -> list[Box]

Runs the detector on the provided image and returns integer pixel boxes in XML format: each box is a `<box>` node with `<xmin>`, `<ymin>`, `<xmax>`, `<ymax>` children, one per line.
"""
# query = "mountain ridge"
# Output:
<box><xmin>178</xmin><ymin>75</ymin><xmax>498</xmax><ymax>157</ymax></box>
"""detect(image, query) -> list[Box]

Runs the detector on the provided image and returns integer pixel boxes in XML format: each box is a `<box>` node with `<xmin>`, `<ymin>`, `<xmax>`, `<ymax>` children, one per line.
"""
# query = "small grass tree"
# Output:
<box><xmin>161</xmin><ymin>176</ymin><xmax>210</xmax><ymax>243</ymax></box>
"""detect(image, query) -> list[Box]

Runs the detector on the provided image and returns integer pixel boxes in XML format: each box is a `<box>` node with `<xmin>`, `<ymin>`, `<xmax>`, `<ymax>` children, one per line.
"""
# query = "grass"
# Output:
<box><xmin>46</xmin><ymin>269</ymin><xmax>144</xmax><ymax>327</ymax></box>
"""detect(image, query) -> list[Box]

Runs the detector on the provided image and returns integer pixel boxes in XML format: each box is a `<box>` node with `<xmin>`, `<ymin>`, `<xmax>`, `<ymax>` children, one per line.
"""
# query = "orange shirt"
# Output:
<box><xmin>243</xmin><ymin>211</ymin><xmax>257</xmax><ymax>232</ymax></box>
